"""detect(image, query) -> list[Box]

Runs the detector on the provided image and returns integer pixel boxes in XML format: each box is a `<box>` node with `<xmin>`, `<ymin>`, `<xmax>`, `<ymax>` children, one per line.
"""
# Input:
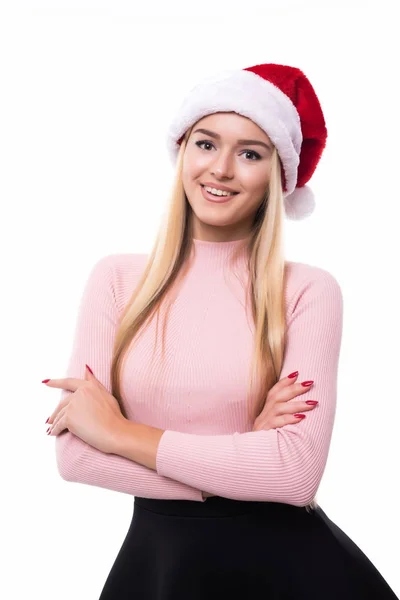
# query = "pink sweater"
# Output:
<box><xmin>55</xmin><ymin>238</ymin><xmax>343</xmax><ymax>506</ymax></box>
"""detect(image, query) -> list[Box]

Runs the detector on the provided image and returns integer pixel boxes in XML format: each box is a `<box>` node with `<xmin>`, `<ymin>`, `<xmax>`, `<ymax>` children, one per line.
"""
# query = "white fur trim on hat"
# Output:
<box><xmin>166</xmin><ymin>68</ymin><xmax>303</xmax><ymax>196</ymax></box>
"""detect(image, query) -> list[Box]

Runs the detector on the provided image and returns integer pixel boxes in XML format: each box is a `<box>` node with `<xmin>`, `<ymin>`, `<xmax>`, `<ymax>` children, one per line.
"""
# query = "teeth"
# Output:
<box><xmin>204</xmin><ymin>185</ymin><xmax>236</xmax><ymax>197</ymax></box>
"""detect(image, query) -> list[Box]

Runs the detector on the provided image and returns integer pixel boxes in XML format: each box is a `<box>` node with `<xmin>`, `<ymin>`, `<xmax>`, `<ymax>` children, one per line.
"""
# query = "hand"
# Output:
<box><xmin>44</xmin><ymin>365</ymin><xmax>126</xmax><ymax>454</ymax></box>
<box><xmin>252</xmin><ymin>372</ymin><xmax>316</xmax><ymax>432</ymax></box>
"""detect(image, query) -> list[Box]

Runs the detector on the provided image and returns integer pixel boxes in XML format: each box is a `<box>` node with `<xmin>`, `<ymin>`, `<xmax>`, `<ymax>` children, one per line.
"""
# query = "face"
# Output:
<box><xmin>182</xmin><ymin>112</ymin><xmax>274</xmax><ymax>242</ymax></box>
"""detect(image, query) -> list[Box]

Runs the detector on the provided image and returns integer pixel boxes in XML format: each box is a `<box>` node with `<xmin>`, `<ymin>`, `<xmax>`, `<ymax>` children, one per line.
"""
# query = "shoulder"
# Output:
<box><xmin>284</xmin><ymin>260</ymin><xmax>343</xmax><ymax>314</ymax></box>
<box><xmin>88</xmin><ymin>252</ymin><xmax>149</xmax><ymax>312</ymax></box>
<box><xmin>99</xmin><ymin>252</ymin><xmax>149</xmax><ymax>278</ymax></box>
<box><xmin>284</xmin><ymin>260</ymin><xmax>342</xmax><ymax>289</ymax></box>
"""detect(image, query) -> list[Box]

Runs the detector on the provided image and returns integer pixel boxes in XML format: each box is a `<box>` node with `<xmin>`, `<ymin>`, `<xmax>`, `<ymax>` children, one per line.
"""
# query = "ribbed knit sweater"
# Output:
<box><xmin>55</xmin><ymin>238</ymin><xmax>343</xmax><ymax>506</ymax></box>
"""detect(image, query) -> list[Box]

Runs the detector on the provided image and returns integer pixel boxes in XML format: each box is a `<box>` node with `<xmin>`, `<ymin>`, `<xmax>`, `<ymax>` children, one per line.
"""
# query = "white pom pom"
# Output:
<box><xmin>284</xmin><ymin>186</ymin><xmax>316</xmax><ymax>220</ymax></box>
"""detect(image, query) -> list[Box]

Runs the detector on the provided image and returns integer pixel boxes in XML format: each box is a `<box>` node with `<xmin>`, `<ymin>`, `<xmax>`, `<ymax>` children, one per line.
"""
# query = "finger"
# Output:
<box><xmin>267</xmin><ymin>371</ymin><xmax>300</xmax><ymax>402</ymax></box>
<box><xmin>276</xmin><ymin>400</ymin><xmax>318</xmax><ymax>415</ymax></box>
<box><xmin>277</xmin><ymin>371</ymin><xmax>300</xmax><ymax>389</ymax></box>
<box><xmin>49</xmin><ymin>406</ymin><xmax>68</xmax><ymax>436</ymax></box>
<box><xmin>43</xmin><ymin>377</ymin><xmax>83</xmax><ymax>392</ymax></box>
<box><xmin>254</xmin><ymin>412</ymin><xmax>307</xmax><ymax>431</ymax></box>
<box><xmin>287</xmin><ymin>381</ymin><xmax>315</xmax><ymax>400</ymax></box>
<box><xmin>85</xmin><ymin>364</ymin><xmax>105</xmax><ymax>389</ymax></box>
<box><xmin>46</xmin><ymin>396</ymin><xmax>71</xmax><ymax>425</ymax></box>
<box><xmin>47</xmin><ymin>407</ymin><xmax>59</xmax><ymax>426</ymax></box>
<box><xmin>48</xmin><ymin>405</ymin><xmax>65</xmax><ymax>433</ymax></box>
<box><xmin>272</xmin><ymin>380</ymin><xmax>315</xmax><ymax>404</ymax></box>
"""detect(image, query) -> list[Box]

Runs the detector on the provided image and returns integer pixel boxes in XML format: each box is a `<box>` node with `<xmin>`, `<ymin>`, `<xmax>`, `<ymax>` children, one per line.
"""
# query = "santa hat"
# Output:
<box><xmin>166</xmin><ymin>63</ymin><xmax>328</xmax><ymax>220</ymax></box>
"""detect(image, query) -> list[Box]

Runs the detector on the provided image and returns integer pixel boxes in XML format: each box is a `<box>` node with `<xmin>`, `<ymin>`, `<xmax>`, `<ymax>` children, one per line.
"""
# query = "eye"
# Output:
<box><xmin>195</xmin><ymin>140</ymin><xmax>214</xmax><ymax>152</ymax></box>
<box><xmin>195</xmin><ymin>140</ymin><xmax>261</xmax><ymax>161</ymax></box>
<box><xmin>242</xmin><ymin>150</ymin><xmax>261</xmax><ymax>161</ymax></box>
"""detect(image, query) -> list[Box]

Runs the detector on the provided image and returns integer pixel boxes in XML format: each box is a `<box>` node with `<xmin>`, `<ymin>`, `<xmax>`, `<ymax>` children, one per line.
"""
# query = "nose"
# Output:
<box><xmin>211</xmin><ymin>155</ymin><xmax>234</xmax><ymax>180</ymax></box>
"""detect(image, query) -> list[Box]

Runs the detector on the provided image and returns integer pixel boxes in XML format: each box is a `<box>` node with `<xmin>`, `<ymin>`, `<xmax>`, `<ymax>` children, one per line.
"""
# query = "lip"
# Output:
<box><xmin>201</xmin><ymin>182</ymin><xmax>238</xmax><ymax>193</ymax></box>
<box><xmin>200</xmin><ymin>184</ymin><xmax>237</xmax><ymax>204</ymax></box>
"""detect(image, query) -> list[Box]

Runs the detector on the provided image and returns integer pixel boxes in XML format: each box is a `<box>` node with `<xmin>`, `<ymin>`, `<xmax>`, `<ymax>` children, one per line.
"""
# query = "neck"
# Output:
<box><xmin>190</xmin><ymin>236</ymin><xmax>250</xmax><ymax>271</ymax></box>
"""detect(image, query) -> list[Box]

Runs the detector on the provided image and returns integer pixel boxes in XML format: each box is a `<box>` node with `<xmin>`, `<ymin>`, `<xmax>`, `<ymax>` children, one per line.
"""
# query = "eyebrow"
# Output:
<box><xmin>192</xmin><ymin>128</ymin><xmax>272</xmax><ymax>151</ymax></box>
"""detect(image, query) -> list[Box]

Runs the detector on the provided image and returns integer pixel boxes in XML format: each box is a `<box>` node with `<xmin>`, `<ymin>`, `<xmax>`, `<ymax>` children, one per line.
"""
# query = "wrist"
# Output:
<box><xmin>111</xmin><ymin>418</ymin><xmax>165</xmax><ymax>471</ymax></box>
<box><xmin>109</xmin><ymin>416</ymin><xmax>132</xmax><ymax>455</ymax></box>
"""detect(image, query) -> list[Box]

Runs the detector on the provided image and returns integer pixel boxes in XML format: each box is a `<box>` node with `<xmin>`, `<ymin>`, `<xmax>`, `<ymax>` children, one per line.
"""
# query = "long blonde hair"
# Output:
<box><xmin>110</xmin><ymin>122</ymin><xmax>317</xmax><ymax>512</ymax></box>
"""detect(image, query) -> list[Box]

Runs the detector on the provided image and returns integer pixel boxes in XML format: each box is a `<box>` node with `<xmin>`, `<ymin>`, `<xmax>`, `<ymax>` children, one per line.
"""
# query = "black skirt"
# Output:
<box><xmin>98</xmin><ymin>495</ymin><xmax>398</xmax><ymax>599</ymax></box>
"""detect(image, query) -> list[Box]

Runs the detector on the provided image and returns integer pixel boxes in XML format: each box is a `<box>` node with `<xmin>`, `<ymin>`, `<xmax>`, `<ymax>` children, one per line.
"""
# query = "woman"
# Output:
<box><xmin>44</xmin><ymin>63</ymin><xmax>399</xmax><ymax>598</ymax></box>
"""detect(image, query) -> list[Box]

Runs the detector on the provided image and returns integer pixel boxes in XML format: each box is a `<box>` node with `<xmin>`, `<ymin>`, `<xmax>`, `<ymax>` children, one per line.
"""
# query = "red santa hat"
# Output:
<box><xmin>166</xmin><ymin>63</ymin><xmax>328</xmax><ymax>220</ymax></box>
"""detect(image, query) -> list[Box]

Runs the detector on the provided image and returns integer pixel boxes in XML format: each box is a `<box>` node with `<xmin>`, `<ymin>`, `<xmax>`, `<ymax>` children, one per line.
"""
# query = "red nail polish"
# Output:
<box><xmin>45</xmin><ymin>417</ymin><xmax>49</xmax><ymax>424</ymax></box>
<box><xmin>46</xmin><ymin>427</ymin><xmax>51</xmax><ymax>433</ymax></box>
<box><xmin>306</xmin><ymin>400</ymin><xmax>318</xmax><ymax>405</ymax></box>
<box><xmin>294</xmin><ymin>414</ymin><xmax>306</xmax><ymax>419</ymax></box>
<box><xmin>42</xmin><ymin>379</ymin><xmax>50</xmax><ymax>384</ymax></box>
<box><xmin>85</xmin><ymin>364</ymin><xmax>93</xmax><ymax>375</ymax></box>
<box><xmin>301</xmin><ymin>380</ymin><xmax>314</xmax><ymax>387</ymax></box>
<box><xmin>288</xmin><ymin>371</ymin><xmax>299</xmax><ymax>378</ymax></box>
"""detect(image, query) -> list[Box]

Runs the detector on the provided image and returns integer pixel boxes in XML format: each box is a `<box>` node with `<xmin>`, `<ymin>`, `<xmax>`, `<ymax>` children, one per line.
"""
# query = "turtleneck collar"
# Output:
<box><xmin>190</xmin><ymin>236</ymin><xmax>250</xmax><ymax>271</ymax></box>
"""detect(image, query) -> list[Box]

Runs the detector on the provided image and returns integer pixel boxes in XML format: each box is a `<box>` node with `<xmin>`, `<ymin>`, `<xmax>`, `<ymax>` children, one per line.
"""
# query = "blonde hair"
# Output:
<box><xmin>110</xmin><ymin>122</ymin><xmax>318</xmax><ymax>512</ymax></box>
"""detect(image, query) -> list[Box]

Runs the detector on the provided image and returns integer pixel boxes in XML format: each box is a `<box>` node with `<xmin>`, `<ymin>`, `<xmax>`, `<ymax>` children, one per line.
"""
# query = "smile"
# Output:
<box><xmin>200</xmin><ymin>185</ymin><xmax>239</xmax><ymax>204</ymax></box>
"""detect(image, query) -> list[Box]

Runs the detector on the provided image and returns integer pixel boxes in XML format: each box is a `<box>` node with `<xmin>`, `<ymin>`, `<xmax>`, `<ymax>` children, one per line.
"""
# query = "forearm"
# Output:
<box><xmin>112</xmin><ymin>419</ymin><xmax>165</xmax><ymax>471</ymax></box>
<box><xmin>152</xmin><ymin>272</ymin><xmax>343</xmax><ymax>504</ymax></box>
<box><xmin>55</xmin><ymin>429</ymin><xmax>205</xmax><ymax>500</ymax></box>
<box><xmin>111</xmin><ymin>421</ymin><xmax>215</xmax><ymax>499</ymax></box>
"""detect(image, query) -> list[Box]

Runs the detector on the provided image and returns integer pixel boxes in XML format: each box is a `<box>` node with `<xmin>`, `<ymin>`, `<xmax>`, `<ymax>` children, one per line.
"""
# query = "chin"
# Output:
<box><xmin>195</xmin><ymin>215</ymin><xmax>233</xmax><ymax>229</ymax></box>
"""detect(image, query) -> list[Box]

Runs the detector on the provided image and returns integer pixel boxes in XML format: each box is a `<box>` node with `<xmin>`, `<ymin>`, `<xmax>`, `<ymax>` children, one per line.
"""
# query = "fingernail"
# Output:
<box><xmin>288</xmin><ymin>371</ymin><xmax>299</xmax><ymax>378</ymax></box>
<box><xmin>306</xmin><ymin>400</ymin><xmax>318</xmax><ymax>405</ymax></box>
<box><xmin>42</xmin><ymin>379</ymin><xmax>51</xmax><ymax>384</ymax></box>
<box><xmin>45</xmin><ymin>417</ymin><xmax>49</xmax><ymax>424</ymax></box>
<box><xmin>46</xmin><ymin>427</ymin><xmax>51</xmax><ymax>434</ymax></box>
<box><xmin>301</xmin><ymin>380</ymin><xmax>314</xmax><ymax>387</ymax></box>
<box><xmin>294</xmin><ymin>413</ymin><xmax>306</xmax><ymax>419</ymax></box>
<box><xmin>85</xmin><ymin>364</ymin><xmax>93</xmax><ymax>375</ymax></box>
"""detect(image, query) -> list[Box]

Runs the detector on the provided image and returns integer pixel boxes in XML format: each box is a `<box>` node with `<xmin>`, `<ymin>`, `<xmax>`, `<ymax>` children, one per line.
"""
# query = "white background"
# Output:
<box><xmin>1</xmin><ymin>0</ymin><xmax>399</xmax><ymax>598</ymax></box>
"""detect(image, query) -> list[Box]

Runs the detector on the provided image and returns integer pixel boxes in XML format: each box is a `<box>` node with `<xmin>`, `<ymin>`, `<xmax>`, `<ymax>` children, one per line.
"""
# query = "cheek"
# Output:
<box><xmin>239</xmin><ymin>168</ymin><xmax>269</xmax><ymax>191</ymax></box>
<box><xmin>183</xmin><ymin>147</ymin><xmax>212</xmax><ymax>176</ymax></box>
<box><xmin>182</xmin><ymin>159</ymin><xmax>197</xmax><ymax>188</ymax></box>
<box><xmin>235</xmin><ymin>194</ymin><xmax>263</xmax><ymax>217</ymax></box>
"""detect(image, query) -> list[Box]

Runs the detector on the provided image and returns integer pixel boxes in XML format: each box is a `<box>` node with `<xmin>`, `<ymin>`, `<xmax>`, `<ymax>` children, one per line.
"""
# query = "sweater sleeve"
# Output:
<box><xmin>156</xmin><ymin>269</ymin><xmax>344</xmax><ymax>506</ymax></box>
<box><xmin>55</xmin><ymin>255</ymin><xmax>203</xmax><ymax>501</ymax></box>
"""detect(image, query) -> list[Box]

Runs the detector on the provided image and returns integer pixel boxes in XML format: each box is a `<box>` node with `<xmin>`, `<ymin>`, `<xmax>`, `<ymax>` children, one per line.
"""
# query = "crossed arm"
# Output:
<box><xmin>54</xmin><ymin>255</ymin><xmax>343</xmax><ymax>504</ymax></box>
